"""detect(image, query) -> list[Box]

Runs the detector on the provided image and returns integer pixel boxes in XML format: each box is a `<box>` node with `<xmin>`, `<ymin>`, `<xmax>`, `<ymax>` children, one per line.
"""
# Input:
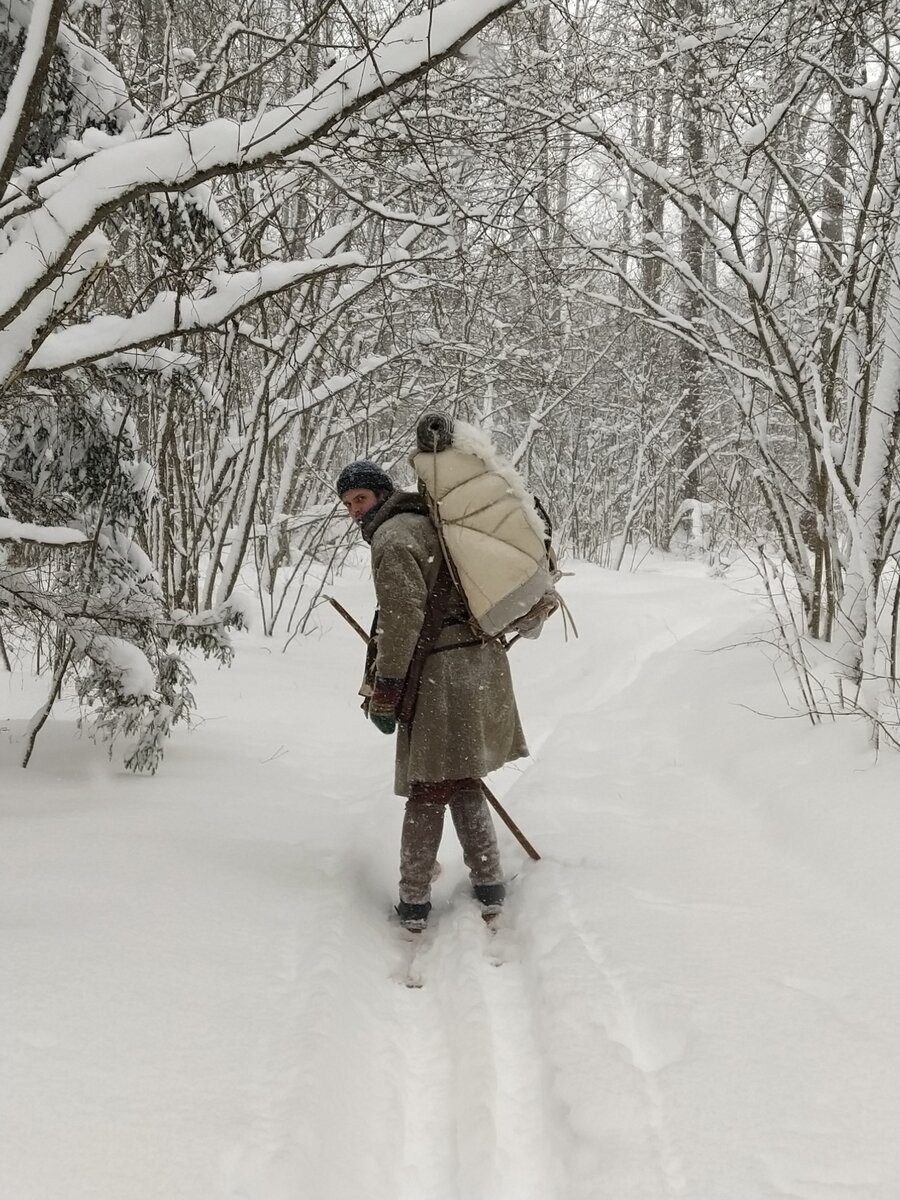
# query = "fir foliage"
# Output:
<box><xmin>0</xmin><ymin>368</ymin><xmax>237</xmax><ymax>773</ymax></box>
<box><xmin>1</xmin><ymin>0</ymin><xmax>240</xmax><ymax>770</ymax></box>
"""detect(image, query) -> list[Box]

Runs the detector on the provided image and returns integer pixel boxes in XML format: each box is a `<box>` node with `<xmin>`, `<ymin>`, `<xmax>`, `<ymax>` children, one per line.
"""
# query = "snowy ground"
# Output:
<box><xmin>2</xmin><ymin>555</ymin><xmax>899</xmax><ymax>1200</ymax></box>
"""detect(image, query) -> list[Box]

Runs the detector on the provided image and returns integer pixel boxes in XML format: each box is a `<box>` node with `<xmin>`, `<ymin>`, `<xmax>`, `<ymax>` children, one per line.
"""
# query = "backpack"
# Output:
<box><xmin>410</xmin><ymin>413</ymin><xmax>563</xmax><ymax>640</ymax></box>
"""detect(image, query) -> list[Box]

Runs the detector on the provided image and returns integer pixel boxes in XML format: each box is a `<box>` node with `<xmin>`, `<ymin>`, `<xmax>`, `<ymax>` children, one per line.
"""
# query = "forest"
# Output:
<box><xmin>2</xmin><ymin>0</ymin><xmax>900</xmax><ymax>767</ymax></box>
<box><xmin>4</xmin><ymin>6</ymin><xmax>900</xmax><ymax>1196</ymax></box>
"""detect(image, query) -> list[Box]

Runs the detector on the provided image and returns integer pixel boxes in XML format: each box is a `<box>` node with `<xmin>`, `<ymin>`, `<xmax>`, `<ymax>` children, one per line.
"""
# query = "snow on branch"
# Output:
<box><xmin>270</xmin><ymin>353</ymin><xmax>397</xmax><ymax>438</ymax></box>
<box><xmin>0</xmin><ymin>0</ymin><xmax>67</xmax><ymax>197</ymax></box>
<box><xmin>735</xmin><ymin>66</ymin><xmax>816</xmax><ymax>151</ymax></box>
<box><xmin>0</xmin><ymin>568</ymin><xmax>152</xmax><ymax>696</ymax></box>
<box><xmin>0</xmin><ymin>229</ymin><xmax>108</xmax><ymax>383</ymax></box>
<box><xmin>0</xmin><ymin>0</ymin><xmax>519</xmax><ymax>339</ymax></box>
<box><xmin>0</xmin><ymin>517</ymin><xmax>88</xmax><ymax>546</ymax></box>
<box><xmin>95</xmin><ymin>349</ymin><xmax>200</xmax><ymax>376</ymax></box>
<box><xmin>25</xmin><ymin>252</ymin><xmax>367</xmax><ymax>371</ymax></box>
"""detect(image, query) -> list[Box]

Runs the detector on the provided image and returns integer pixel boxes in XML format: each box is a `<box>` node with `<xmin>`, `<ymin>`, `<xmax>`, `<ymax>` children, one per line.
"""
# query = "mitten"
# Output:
<box><xmin>368</xmin><ymin>676</ymin><xmax>404</xmax><ymax>735</ymax></box>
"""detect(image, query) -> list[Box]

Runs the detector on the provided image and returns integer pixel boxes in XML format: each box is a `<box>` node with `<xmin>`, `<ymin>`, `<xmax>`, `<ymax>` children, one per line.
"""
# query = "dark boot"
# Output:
<box><xmin>472</xmin><ymin>881</ymin><xmax>505</xmax><ymax>915</ymax></box>
<box><xmin>395</xmin><ymin>900</ymin><xmax>432</xmax><ymax>931</ymax></box>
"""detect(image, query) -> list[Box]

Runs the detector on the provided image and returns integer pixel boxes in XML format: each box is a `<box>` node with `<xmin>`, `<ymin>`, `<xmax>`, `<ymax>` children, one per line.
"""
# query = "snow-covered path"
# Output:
<box><xmin>2</xmin><ymin>559</ymin><xmax>899</xmax><ymax>1200</ymax></box>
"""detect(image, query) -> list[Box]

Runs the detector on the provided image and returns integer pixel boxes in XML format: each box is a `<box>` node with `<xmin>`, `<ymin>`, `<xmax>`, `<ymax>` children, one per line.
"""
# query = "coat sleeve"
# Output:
<box><xmin>371</xmin><ymin>531</ymin><xmax>429</xmax><ymax>682</ymax></box>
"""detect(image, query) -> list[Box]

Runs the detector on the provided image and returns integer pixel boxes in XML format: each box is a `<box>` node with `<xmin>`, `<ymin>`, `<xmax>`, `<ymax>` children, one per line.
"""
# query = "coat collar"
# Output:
<box><xmin>360</xmin><ymin>489</ymin><xmax>428</xmax><ymax>543</ymax></box>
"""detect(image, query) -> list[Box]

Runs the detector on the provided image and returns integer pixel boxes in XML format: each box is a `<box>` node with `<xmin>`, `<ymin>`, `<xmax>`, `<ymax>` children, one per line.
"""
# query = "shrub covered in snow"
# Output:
<box><xmin>0</xmin><ymin>369</ymin><xmax>238</xmax><ymax>772</ymax></box>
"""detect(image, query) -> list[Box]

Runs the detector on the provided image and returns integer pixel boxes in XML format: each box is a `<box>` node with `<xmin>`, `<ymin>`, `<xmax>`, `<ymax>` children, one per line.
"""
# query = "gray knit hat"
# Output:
<box><xmin>335</xmin><ymin>460</ymin><xmax>395</xmax><ymax>498</ymax></box>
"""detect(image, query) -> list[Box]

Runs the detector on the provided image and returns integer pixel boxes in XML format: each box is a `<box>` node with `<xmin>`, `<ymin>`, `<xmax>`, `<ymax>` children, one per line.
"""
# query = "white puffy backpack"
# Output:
<box><xmin>410</xmin><ymin>413</ymin><xmax>566</xmax><ymax>640</ymax></box>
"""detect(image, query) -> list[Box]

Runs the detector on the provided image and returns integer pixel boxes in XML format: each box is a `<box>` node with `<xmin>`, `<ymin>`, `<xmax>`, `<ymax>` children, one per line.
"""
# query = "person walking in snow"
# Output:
<box><xmin>337</xmin><ymin>459</ymin><xmax>528</xmax><ymax>931</ymax></box>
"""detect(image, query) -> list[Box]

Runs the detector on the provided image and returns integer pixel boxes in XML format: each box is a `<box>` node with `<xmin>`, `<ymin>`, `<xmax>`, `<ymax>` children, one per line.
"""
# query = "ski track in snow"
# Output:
<box><xmin>390</xmin><ymin>921</ymin><xmax>459</xmax><ymax>1200</ymax></box>
<box><xmin>262</xmin><ymin>574</ymin><xmax>757</xmax><ymax>1200</ymax></box>
<box><xmin>390</xmin><ymin>901</ymin><xmax>564</xmax><ymax>1200</ymax></box>
<box><xmin>367</xmin><ymin>576</ymin><xmax>744</xmax><ymax>1200</ymax></box>
<box><xmin>514</xmin><ymin>860</ymin><xmax>688</xmax><ymax>1200</ymax></box>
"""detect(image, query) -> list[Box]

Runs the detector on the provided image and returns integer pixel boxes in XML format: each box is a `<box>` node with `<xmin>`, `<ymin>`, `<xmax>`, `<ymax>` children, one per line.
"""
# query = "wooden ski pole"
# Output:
<box><xmin>328</xmin><ymin>596</ymin><xmax>542</xmax><ymax>862</ymax></box>
<box><xmin>325</xmin><ymin>596</ymin><xmax>370</xmax><ymax>642</ymax></box>
<box><xmin>481</xmin><ymin>782</ymin><xmax>541</xmax><ymax>861</ymax></box>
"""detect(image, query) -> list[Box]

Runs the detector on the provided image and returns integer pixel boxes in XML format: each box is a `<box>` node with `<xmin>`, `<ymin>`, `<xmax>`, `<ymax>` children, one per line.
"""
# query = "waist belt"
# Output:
<box><xmin>430</xmin><ymin>640</ymin><xmax>485</xmax><ymax>655</ymax></box>
<box><xmin>430</xmin><ymin>630</ymin><xmax>507</xmax><ymax>655</ymax></box>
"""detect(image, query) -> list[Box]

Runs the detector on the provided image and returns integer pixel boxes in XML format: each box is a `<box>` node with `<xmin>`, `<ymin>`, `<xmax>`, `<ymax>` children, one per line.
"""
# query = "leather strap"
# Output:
<box><xmin>397</xmin><ymin>558</ymin><xmax>453</xmax><ymax>728</ymax></box>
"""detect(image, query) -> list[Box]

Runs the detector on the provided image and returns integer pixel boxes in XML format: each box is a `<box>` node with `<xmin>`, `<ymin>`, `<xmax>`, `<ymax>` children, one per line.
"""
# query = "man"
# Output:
<box><xmin>337</xmin><ymin>459</ymin><xmax>528</xmax><ymax>930</ymax></box>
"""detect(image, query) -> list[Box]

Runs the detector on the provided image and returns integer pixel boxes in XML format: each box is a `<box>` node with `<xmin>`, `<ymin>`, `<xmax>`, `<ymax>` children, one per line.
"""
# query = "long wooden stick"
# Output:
<box><xmin>481</xmin><ymin>782</ymin><xmax>541</xmax><ymax>861</ymax></box>
<box><xmin>329</xmin><ymin>596</ymin><xmax>541</xmax><ymax>861</ymax></box>
<box><xmin>325</xmin><ymin>595</ymin><xmax>370</xmax><ymax>642</ymax></box>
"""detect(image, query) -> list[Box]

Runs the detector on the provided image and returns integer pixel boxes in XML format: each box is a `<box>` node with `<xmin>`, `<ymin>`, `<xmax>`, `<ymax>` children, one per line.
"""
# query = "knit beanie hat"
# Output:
<box><xmin>335</xmin><ymin>460</ymin><xmax>395</xmax><ymax>498</ymax></box>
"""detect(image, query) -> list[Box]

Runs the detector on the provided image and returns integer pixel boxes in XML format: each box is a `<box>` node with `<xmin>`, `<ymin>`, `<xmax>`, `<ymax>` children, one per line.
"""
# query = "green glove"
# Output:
<box><xmin>368</xmin><ymin>676</ymin><xmax>403</xmax><ymax>736</ymax></box>
<box><xmin>369</xmin><ymin>711</ymin><xmax>397</xmax><ymax>735</ymax></box>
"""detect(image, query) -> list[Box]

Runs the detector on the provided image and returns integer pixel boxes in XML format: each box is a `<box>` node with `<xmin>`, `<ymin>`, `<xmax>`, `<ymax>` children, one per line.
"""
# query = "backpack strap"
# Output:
<box><xmin>397</xmin><ymin>557</ymin><xmax>453</xmax><ymax>728</ymax></box>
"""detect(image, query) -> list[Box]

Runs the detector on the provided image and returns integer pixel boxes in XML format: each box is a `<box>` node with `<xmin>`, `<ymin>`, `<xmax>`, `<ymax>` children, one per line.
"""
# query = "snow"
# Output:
<box><xmin>0</xmin><ymin>0</ymin><xmax>60</xmax><ymax>177</ymax></box>
<box><xmin>2</xmin><ymin>556</ymin><xmax>899</xmax><ymax>1199</ymax></box>
<box><xmin>0</xmin><ymin>517</ymin><xmax>88</xmax><ymax>545</ymax></box>
<box><xmin>27</xmin><ymin>254</ymin><xmax>366</xmax><ymax>369</ymax></box>
<box><xmin>0</xmin><ymin>229</ymin><xmax>110</xmax><ymax>383</ymax></box>
<box><xmin>92</xmin><ymin>348</ymin><xmax>200</xmax><ymax>376</ymax></box>
<box><xmin>91</xmin><ymin>635</ymin><xmax>156</xmax><ymax>697</ymax></box>
<box><xmin>0</xmin><ymin>0</ymin><xmax>517</xmax><ymax>349</ymax></box>
<box><xmin>742</xmin><ymin>101</ymin><xmax>794</xmax><ymax>149</ymax></box>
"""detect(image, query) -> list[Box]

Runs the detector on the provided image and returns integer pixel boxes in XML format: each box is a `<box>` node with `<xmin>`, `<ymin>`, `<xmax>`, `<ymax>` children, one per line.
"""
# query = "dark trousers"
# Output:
<box><xmin>399</xmin><ymin>778</ymin><xmax>503</xmax><ymax>905</ymax></box>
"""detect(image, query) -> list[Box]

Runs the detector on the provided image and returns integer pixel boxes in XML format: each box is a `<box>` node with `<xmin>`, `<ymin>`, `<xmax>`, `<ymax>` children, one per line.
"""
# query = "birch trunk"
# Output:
<box><xmin>836</xmin><ymin>215</ymin><xmax>900</xmax><ymax>696</ymax></box>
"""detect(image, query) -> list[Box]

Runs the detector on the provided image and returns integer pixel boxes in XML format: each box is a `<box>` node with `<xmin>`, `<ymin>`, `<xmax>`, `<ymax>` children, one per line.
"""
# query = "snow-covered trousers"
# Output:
<box><xmin>399</xmin><ymin>779</ymin><xmax>503</xmax><ymax>905</ymax></box>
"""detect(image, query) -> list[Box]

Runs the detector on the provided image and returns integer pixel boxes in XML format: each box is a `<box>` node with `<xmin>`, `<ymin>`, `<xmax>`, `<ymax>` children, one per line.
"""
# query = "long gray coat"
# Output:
<box><xmin>363</xmin><ymin>492</ymin><xmax>528</xmax><ymax>796</ymax></box>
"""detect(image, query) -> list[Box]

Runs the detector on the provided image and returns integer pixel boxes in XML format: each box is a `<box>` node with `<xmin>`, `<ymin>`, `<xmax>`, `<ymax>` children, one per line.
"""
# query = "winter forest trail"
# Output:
<box><xmin>2</xmin><ymin>558</ymin><xmax>900</xmax><ymax>1200</ymax></box>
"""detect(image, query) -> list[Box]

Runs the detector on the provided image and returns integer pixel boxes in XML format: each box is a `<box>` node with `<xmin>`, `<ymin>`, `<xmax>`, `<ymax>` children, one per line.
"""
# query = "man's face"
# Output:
<box><xmin>342</xmin><ymin>487</ymin><xmax>381</xmax><ymax>523</ymax></box>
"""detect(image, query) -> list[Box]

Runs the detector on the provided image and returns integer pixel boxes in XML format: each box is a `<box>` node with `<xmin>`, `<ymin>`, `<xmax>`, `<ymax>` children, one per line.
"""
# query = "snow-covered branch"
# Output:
<box><xmin>0</xmin><ymin>0</ymin><xmax>67</xmax><ymax>198</ymax></box>
<box><xmin>0</xmin><ymin>0</ymin><xmax>519</xmax><ymax>338</ymax></box>
<box><xmin>0</xmin><ymin>229</ymin><xmax>109</xmax><ymax>385</ymax></box>
<box><xmin>25</xmin><ymin>252</ymin><xmax>368</xmax><ymax>371</ymax></box>
<box><xmin>0</xmin><ymin>518</ymin><xmax>88</xmax><ymax>546</ymax></box>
